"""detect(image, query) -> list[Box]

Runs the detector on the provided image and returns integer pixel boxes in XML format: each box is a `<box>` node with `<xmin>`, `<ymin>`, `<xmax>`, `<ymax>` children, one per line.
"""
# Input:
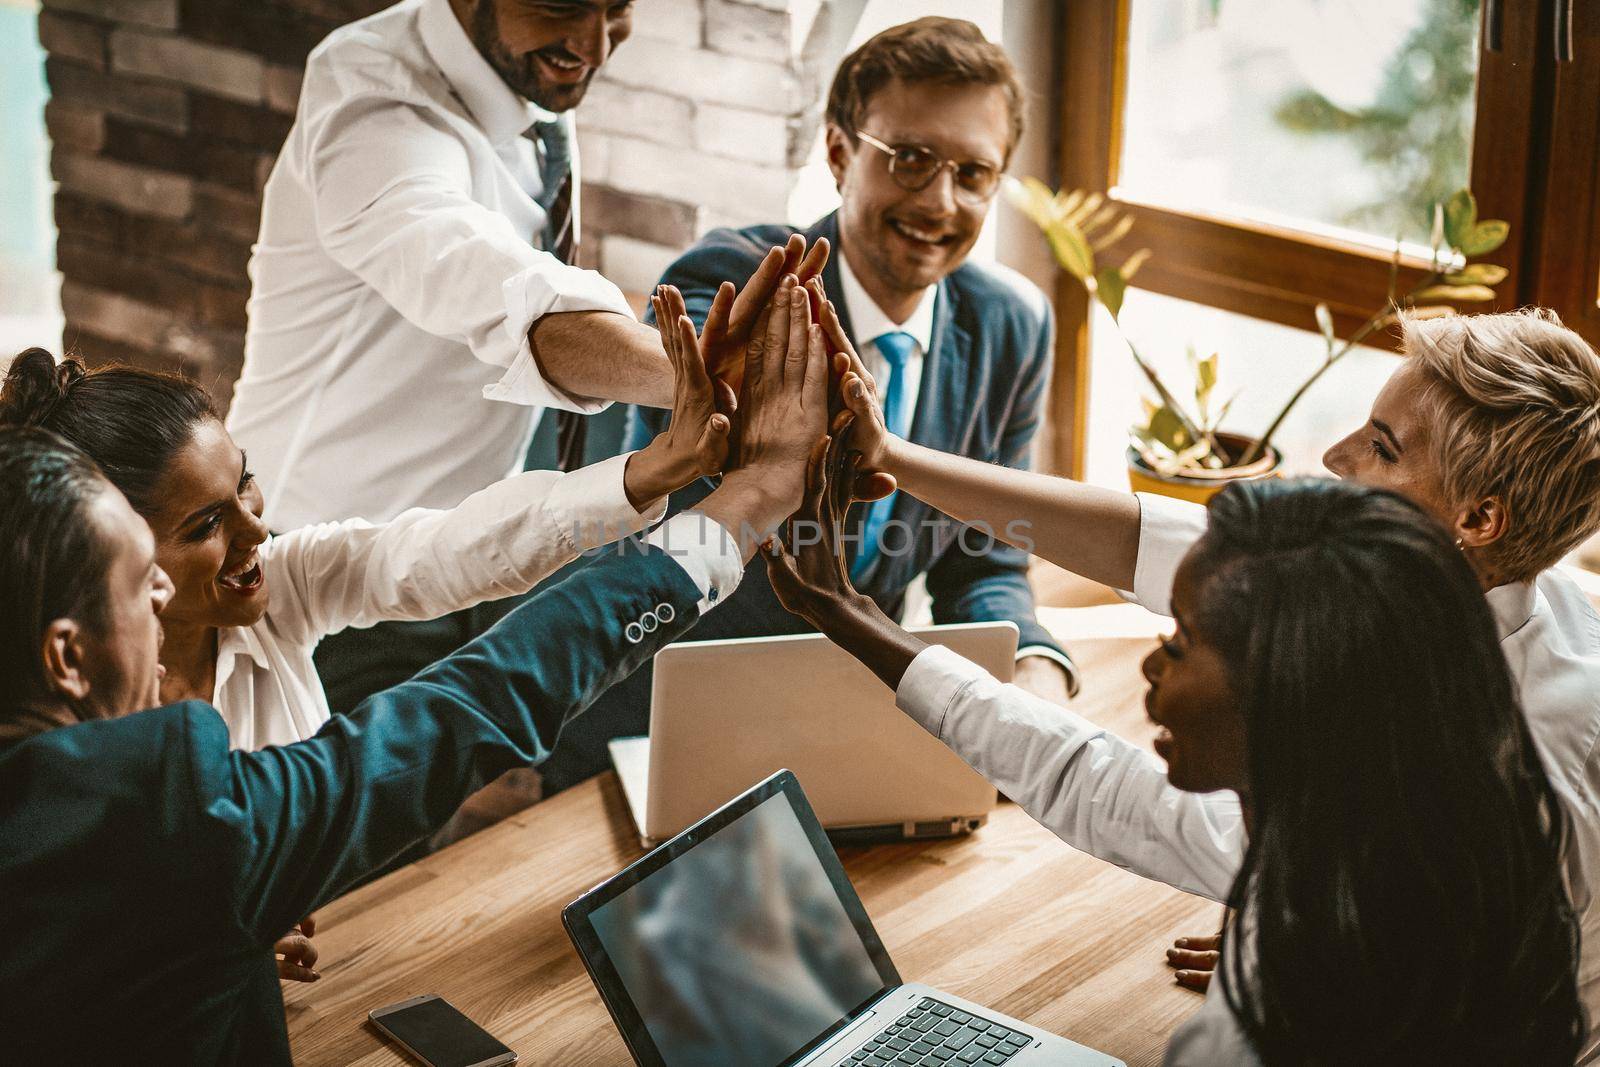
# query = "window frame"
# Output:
<box><xmin>1050</xmin><ymin>0</ymin><xmax>1547</xmax><ymax>477</ymax></box>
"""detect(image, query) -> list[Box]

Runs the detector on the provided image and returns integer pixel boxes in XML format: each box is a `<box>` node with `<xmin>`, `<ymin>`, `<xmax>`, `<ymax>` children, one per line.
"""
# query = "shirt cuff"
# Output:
<box><xmin>896</xmin><ymin>643</ymin><xmax>990</xmax><ymax>740</ymax></box>
<box><xmin>544</xmin><ymin>451</ymin><xmax>669</xmax><ymax>555</ymax></box>
<box><xmin>1123</xmin><ymin>492</ymin><xmax>1209</xmax><ymax>617</ymax></box>
<box><xmin>1016</xmin><ymin>645</ymin><xmax>1082</xmax><ymax>697</ymax></box>
<box><xmin>645</xmin><ymin>511</ymin><xmax>746</xmax><ymax>615</ymax></box>
<box><xmin>482</xmin><ymin>261</ymin><xmax>637</xmax><ymax>411</ymax></box>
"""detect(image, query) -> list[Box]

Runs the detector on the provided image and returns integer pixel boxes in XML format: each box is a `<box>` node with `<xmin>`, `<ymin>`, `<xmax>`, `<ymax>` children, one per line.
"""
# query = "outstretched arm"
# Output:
<box><xmin>820</xmin><ymin>308</ymin><xmax>1142</xmax><ymax>592</ymax></box>
<box><xmin>539</xmin><ymin>235</ymin><xmax>831</xmax><ymax>409</ymax></box>
<box><xmin>220</xmin><ymin>272</ymin><xmax>833</xmax><ymax>944</ymax></box>
<box><xmin>765</xmin><ymin>440</ymin><xmax>1242</xmax><ymax>901</ymax></box>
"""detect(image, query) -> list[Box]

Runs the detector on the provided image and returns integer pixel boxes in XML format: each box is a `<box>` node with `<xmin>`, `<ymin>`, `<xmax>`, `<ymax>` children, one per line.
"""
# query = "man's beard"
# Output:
<box><xmin>471</xmin><ymin>0</ymin><xmax>592</xmax><ymax>112</ymax></box>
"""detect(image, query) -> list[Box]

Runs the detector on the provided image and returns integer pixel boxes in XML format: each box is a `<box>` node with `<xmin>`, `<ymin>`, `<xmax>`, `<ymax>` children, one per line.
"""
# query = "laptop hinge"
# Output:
<box><xmin>793</xmin><ymin>994</ymin><xmax>893</xmax><ymax>1065</ymax></box>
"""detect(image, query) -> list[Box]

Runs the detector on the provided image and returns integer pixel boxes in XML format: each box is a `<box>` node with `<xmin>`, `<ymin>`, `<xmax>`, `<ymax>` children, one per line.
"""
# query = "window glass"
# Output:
<box><xmin>1084</xmin><ymin>288</ymin><xmax>1399</xmax><ymax>489</ymax></box>
<box><xmin>1117</xmin><ymin>0</ymin><xmax>1481</xmax><ymax>249</ymax></box>
<box><xmin>0</xmin><ymin>0</ymin><xmax>61</xmax><ymax>357</ymax></box>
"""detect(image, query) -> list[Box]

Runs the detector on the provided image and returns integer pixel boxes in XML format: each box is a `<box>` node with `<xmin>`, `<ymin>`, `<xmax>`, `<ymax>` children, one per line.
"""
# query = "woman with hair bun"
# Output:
<box><xmin>0</xmin><ymin>302</ymin><xmax>723</xmax><ymax>753</ymax></box>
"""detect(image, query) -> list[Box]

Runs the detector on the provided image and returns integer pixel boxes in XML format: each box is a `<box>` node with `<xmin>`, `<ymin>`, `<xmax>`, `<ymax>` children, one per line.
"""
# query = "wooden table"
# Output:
<box><xmin>285</xmin><ymin>610</ymin><xmax>1219</xmax><ymax>1066</ymax></box>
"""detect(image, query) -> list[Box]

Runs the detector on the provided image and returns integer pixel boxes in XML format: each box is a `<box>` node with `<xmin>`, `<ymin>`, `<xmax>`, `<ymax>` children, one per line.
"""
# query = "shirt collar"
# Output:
<box><xmin>1486</xmin><ymin>579</ymin><xmax>1539</xmax><ymax>642</ymax></box>
<box><xmin>213</xmin><ymin>605</ymin><xmax>274</xmax><ymax>688</ymax></box>
<box><xmin>838</xmin><ymin>245</ymin><xmax>936</xmax><ymax>354</ymax></box>
<box><xmin>418</xmin><ymin>0</ymin><xmax>555</xmax><ymax>145</ymax></box>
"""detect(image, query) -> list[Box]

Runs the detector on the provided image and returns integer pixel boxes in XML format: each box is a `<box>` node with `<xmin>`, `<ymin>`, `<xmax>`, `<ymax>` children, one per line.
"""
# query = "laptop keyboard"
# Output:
<box><xmin>843</xmin><ymin>997</ymin><xmax>1032</xmax><ymax>1065</ymax></box>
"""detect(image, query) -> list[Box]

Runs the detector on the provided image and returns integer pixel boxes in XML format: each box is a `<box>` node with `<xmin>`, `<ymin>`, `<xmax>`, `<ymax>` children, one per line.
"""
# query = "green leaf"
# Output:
<box><xmin>1065</xmin><ymin>191</ymin><xmax>1105</xmax><ymax>227</ymax></box>
<box><xmin>1406</xmin><ymin>305</ymin><xmax>1457</xmax><ymax>321</ymax></box>
<box><xmin>1004</xmin><ymin>177</ymin><xmax>1051</xmax><ymax>229</ymax></box>
<box><xmin>1442</xmin><ymin>189</ymin><xmax>1476</xmax><ymax>249</ymax></box>
<box><xmin>1415</xmin><ymin>284</ymin><xmax>1496</xmax><ymax>302</ymax></box>
<box><xmin>1314</xmin><ymin>302</ymin><xmax>1336</xmax><ymax>348</ymax></box>
<box><xmin>1096</xmin><ymin>214</ymin><xmax>1136</xmax><ymax>251</ymax></box>
<box><xmin>1095</xmin><ymin>266</ymin><xmax>1128</xmax><ymax>319</ymax></box>
<box><xmin>1147</xmin><ymin>404</ymin><xmax>1193</xmax><ymax>452</ymax></box>
<box><xmin>1458</xmin><ymin>219</ymin><xmax>1509</xmax><ymax>257</ymax></box>
<box><xmin>1056</xmin><ymin>187</ymin><xmax>1087</xmax><ymax>221</ymax></box>
<box><xmin>1046</xmin><ymin>225</ymin><xmax>1095</xmax><ymax>282</ymax></box>
<box><xmin>1445</xmin><ymin>263</ymin><xmax>1508</xmax><ymax>286</ymax></box>
<box><xmin>1121</xmin><ymin>248</ymin><xmax>1152</xmax><ymax>281</ymax></box>
<box><xmin>1196</xmin><ymin>351</ymin><xmax>1218</xmax><ymax>397</ymax></box>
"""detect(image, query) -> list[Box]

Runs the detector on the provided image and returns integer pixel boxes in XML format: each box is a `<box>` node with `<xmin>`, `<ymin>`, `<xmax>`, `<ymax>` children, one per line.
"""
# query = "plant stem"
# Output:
<box><xmin>1239</xmin><ymin>274</ymin><xmax>1440</xmax><ymax>467</ymax></box>
<box><xmin>1116</xmin><ymin>323</ymin><xmax>1206</xmax><ymax>444</ymax></box>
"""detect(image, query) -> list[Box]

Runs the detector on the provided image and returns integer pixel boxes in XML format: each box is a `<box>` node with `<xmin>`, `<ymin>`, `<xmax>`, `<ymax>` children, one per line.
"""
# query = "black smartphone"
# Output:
<box><xmin>368</xmin><ymin>994</ymin><xmax>517</xmax><ymax>1067</ymax></box>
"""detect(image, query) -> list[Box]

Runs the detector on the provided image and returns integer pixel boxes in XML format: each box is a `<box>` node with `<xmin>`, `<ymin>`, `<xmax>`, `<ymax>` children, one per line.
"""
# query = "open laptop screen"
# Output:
<box><xmin>579</xmin><ymin>778</ymin><xmax>894</xmax><ymax>1066</ymax></box>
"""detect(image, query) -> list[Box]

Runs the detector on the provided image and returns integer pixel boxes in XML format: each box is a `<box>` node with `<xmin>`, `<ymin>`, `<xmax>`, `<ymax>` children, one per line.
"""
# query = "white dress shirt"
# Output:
<box><xmin>838</xmin><ymin>251</ymin><xmax>1074</xmax><ymax>683</ymax></box>
<box><xmin>837</xmin><ymin>249</ymin><xmax>932</xmax><ymax>422</ymax></box>
<box><xmin>215</xmin><ymin>453</ymin><xmax>676</xmax><ymax>749</ymax></box>
<box><xmin>1125</xmin><ymin>491</ymin><xmax>1600</xmax><ymax>1062</ymax></box>
<box><xmin>895</xmin><ymin>491</ymin><xmax>1600</xmax><ymax>1062</ymax></box>
<box><xmin>230</xmin><ymin>0</ymin><xmax>634</xmax><ymax>530</ymax></box>
<box><xmin>897</xmin><ymin>642</ymin><xmax>1252</xmax><ymax>1065</ymax></box>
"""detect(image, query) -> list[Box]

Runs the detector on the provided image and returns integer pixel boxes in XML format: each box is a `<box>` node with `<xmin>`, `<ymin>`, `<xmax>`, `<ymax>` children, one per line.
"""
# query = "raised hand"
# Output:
<box><xmin>698</xmin><ymin>278</ymin><xmax>830</xmax><ymax>556</ymax></box>
<box><xmin>701</xmin><ymin>235</ymin><xmax>830</xmax><ymax>393</ymax></box>
<box><xmin>622</xmin><ymin>286</ymin><xmax>736</xmax><ymax>509</ymax></box>
<box><xmin>764</xmin><ymin>431</ymin><xmax>862</xmax><ymax>627</ymax></box>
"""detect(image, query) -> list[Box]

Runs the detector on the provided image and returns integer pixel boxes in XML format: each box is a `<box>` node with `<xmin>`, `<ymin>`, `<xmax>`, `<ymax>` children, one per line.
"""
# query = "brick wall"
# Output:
<box><xmin>37</xmin><ymin>0</ymin><xmax>833</xmax><ymax>410</ymax></box>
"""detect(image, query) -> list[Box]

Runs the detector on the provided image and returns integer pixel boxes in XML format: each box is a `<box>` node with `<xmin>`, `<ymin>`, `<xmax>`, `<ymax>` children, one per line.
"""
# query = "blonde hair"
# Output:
<box><xmin>1404</xmin><ymin>308</ymin><xmax>1600</xmax><ymax>581</ymax></box>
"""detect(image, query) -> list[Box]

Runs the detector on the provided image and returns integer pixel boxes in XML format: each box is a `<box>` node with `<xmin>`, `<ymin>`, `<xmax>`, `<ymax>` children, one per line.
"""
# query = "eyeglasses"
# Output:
<box><xmin>852</xmin><ymin>130</ymin><xmax>1004</xmax><ymax>204</ymax></box>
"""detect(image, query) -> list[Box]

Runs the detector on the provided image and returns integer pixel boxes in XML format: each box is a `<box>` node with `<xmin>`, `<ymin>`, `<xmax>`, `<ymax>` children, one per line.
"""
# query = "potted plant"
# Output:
<box><xmin>1008</xmin><ymin>181</ymin><xmax>1510</xmax><ymax>503</ymax></box>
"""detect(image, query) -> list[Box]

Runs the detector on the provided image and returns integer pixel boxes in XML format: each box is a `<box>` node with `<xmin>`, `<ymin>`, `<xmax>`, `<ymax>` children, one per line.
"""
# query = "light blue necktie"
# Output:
<box><xmin>852</xmin><ymin>331</ymin><xmax>917</xmax><ymax>581</ymax></box>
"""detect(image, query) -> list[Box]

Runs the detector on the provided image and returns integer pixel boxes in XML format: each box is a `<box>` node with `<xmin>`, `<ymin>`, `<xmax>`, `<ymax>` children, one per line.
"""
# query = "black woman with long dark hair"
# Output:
<box><xmin>767</xmin><ymin>465</ymin><xmax>1583</xmax><ymax>1064</ymax></box>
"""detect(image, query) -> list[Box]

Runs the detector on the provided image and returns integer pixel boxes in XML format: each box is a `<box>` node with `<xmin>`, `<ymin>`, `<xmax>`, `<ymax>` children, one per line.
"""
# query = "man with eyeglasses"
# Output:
<box><xmin>536</xmin><ymin>17</ymin><xmax>1075</xmax><ymax>793</ymax></box>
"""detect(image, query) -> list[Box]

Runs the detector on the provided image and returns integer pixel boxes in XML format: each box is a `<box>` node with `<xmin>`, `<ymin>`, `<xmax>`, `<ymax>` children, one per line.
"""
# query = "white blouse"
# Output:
<box><xmin>894</xmin><ymin>490</ymin><xmax>1600</xmax><ymax>1063</ymax></box>
<box><xmin>212</xmin><ymin>452</ymin><xmax>665</xmax><ymax>750</ymax></box>
<box><xmin>1128</xmin><ymin>492</ymin><xmax>1600</xmax><ymax>1063</ymax></box>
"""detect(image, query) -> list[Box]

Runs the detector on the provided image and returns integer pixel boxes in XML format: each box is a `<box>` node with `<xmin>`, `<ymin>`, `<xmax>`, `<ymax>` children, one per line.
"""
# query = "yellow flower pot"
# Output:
<box><xmin>1126</xmin><ymin>432</ymin><xmax>1283</xmax><ymax>506</ymax></box>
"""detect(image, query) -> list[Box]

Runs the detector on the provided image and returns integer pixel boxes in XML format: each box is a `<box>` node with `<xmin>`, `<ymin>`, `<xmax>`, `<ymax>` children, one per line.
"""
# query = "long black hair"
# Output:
<box><xmin>0</xmin><ymin>426</ymin><xmax>117</xmax><ymax>711</ymax></box>
<box><xmin>1190</xmin><ymin>478</ymin><xmax>1581</xmax><ymax>1064</ymax></box>
<box><xmin>0</xmin><ymin>348</ymin><xmax>215</xmax><ymax>517</ymax></box>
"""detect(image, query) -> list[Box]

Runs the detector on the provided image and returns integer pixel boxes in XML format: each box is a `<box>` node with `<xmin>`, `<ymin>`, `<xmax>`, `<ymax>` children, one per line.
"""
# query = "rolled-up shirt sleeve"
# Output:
<box><xmin>897</xmin><ymin>643</ymin><xmax>1244</xmax><ymax>902</ymax></box>
<box><xmin>1124</xmin><ymin>492</ymin><xmax>1209</xmax><ymax>617</ymax></box>
<box><xmin>305</xmin><ymin>95</ymin><xmax>633</xmax><ymax>412</ymax></box>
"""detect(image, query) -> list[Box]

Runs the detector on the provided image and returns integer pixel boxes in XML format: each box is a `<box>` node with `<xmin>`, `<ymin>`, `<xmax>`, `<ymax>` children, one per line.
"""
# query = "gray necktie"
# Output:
<box><xmin>527</xmin><ymin>118</ymin><xmax>582</xmax><ymax>469</ymax></box>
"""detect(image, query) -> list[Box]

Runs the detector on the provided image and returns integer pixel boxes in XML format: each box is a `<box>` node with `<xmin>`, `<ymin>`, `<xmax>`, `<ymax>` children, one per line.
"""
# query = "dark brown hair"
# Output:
<box><xmin>0</xmin><ymin>349</ymin><xmax>215</xmax><ymax>517</ymax></box>
<box><xmin>0</xmin><ymin>426</ymin><xmax>116</xmax><ymax>709</ymax></box>
<box><xmin>825</xmin><ymin>17</ymin><xmax>1025</xmax><ymax>159</ymax></box>
<box><xmin>1194</xmin><ymin>478</ymin><xmax>1581</xmax><ymax>1063</ymax></box>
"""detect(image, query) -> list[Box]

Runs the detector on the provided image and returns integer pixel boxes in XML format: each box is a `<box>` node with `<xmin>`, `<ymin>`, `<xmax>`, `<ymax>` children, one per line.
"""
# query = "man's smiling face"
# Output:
<box><xmin>828</xmin><ymin>77</ymin><xmax>1011</xmax><ymax>302</ymax></box>
<box><xmin>459</xmin><ymin>0</ymin><xmax>634</xmax><ymax>113</ymax></box>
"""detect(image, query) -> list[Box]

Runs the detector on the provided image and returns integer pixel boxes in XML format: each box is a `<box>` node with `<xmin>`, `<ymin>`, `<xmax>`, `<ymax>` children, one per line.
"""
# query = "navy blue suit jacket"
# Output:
<box><xmin>0</xmin><ymin>547</ymin><xmax>704</xmax><ymax>1063</ymax></box>
<box><xmin>536</xmin><ymin>213</ymin><xmax>1063</xmax><ymax>793</ymax></box>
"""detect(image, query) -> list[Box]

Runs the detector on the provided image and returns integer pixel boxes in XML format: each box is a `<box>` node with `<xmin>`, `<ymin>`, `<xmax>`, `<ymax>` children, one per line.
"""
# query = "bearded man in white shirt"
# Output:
<box><xmin>229</xmin><ymin>0</ymin><xmax>817</xmax><ymax>713</ymax></box>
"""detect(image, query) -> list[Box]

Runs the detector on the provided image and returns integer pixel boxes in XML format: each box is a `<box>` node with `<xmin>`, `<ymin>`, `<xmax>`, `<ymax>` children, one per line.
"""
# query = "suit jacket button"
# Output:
<box><xmin>708</xmin><ymin>587</ymin><xmax>719</xmax><ymax>604</ymax></box>
<box><xmin>640</xmin><ymin>610</ymin><xmax>659</xmax><ymax>633</ymax></box>
<box><xmin>656</xmin><ymin>603</ymin><xmax>676</xmax><ymax>624</ymax></box>
<box><xmin>625</xmin><ymin>622</ymin><xmax>644</xmax><ymax>644</ymax></box>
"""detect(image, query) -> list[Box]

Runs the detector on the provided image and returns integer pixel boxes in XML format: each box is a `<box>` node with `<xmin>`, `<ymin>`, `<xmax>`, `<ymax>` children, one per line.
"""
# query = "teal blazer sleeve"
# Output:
<box><xmin>202</xmin><ymin>544</ymin><xmax>705</xmax><ymax>941</ymax></box>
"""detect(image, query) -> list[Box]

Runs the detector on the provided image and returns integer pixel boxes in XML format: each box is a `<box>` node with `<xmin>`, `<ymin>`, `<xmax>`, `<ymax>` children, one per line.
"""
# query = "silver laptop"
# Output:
<box><xmin>609</xmin><ymin>622</ymin><xmax>1017</xmax><ymax>846</ymax></box>
<box><xmin>564</xmin><ymin>770</ymin><xmax>1122</xmax><ymax>1067</ymax></box>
